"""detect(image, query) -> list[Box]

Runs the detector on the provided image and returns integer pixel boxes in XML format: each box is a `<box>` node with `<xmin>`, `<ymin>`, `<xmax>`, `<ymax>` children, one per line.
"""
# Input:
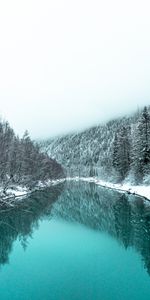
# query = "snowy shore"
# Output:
<box><xmin>0</xmin><ymin>177</ymin><xmax>150</xmax><ymax>205</ymax></box>
<box><xmin>66</xmin><ymin>177</ymin><xmax>150</xmax><ymax>201</ymax></box>
<box><xmin>0</xmin><ymin>178</ymin><xmax>66</xmax><ymax>204</ymax></box>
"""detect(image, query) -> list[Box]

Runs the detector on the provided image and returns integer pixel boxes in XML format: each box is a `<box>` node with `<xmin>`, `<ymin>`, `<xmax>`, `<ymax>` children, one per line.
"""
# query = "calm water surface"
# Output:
<box><xmin>0</xmin><ymin>181</ymin><xmax>150</xmax><ymax>300</ymax></box>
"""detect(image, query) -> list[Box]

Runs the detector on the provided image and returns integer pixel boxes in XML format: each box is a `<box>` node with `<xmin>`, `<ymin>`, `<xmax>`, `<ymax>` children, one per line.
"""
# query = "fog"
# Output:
<box><xmin>0</xmin><ymin>0</ymin><xmax>150</xmax><ymax>138</ymax></box>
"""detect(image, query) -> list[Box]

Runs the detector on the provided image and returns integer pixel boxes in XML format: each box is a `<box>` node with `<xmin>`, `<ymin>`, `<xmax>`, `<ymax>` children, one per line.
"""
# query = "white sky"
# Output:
<box><xmin>0</xmin><ymin>0</ymin><xmax>150</xmax><ymax>138</ymax></box>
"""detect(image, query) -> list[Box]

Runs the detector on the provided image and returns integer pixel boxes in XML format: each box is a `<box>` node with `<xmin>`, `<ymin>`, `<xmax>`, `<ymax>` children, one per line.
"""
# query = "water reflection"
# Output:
<box><xmin>52</xmin><ymin>181</ymin><xmax>150</xmax><ymax>276</ymax></box>
<box><xmin>0</xmin><ymin>183</ymin><xmax>64</xmax><ymax>266</ymax></box>
<box><xmin>0</xmin><ymin>181</ymin><xmax>150</xmax><ymax>277</ymax></box>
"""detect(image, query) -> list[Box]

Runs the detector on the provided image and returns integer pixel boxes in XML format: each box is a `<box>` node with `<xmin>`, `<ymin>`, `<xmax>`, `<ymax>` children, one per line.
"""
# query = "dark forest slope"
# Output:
<box><xmin>0</xmin><ymin>120</ymin><xmax>64</xmax><ymax>195</ymax></box>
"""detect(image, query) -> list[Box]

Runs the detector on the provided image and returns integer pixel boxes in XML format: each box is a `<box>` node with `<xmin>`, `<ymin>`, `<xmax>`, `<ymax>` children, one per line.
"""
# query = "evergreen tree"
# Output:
<box><xmin>0</xmin><ymin>120</ymin><xmax>64</xmax><ymax>193</ymax></box>
<box><xmin>131</xmin><ymin>106</ymin><xmax>150</xmax><ymax>182</ymax></box>
<box><xmin>40</xmin><ymin>105</ymin><xmax>150</xmax><ymax>183</ymax></box>
<box><xmin>112</xmin><ymin>133</ymin><xmax>119</xmax><ymax>170</ymax></box>
<box><xmin>112</xmin><ymin>126</ymin><xmax>130</xmax><ymax>181</ymax></box>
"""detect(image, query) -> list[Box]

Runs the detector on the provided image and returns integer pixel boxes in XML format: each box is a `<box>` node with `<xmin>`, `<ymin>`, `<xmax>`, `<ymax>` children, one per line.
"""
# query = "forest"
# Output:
<box><xmin>41</xmin><ymin>106</ymin><xmax>150</xmax><ymax>184</ymax></box>
<box><xmin>0</xmin><ymin>120</ymin><xmax>64</xmax><ymax>195</ymax></box>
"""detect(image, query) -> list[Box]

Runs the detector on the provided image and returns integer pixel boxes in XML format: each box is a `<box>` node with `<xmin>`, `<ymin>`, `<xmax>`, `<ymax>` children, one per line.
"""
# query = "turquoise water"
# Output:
<box><xmin>0</xmin><ymin>182</ymin><xmax>150</xmax><ymax>299</ymax></box>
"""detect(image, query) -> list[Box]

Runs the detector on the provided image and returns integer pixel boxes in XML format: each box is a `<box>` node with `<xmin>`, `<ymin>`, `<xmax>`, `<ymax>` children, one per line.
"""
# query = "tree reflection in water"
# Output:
<box><xmin>0</xmin><ymin>181</ymin><xmax>150</xmax><ymax>277</ymax></box>
<box><xmin>0</xmin><ymin>183</ymin><xmax>64</xmax><ymax>266</ymax></box>
<box><xmin>52</xmin><ymin>181</ymin><xmax>150</xmax><ymax>276</ymax></box>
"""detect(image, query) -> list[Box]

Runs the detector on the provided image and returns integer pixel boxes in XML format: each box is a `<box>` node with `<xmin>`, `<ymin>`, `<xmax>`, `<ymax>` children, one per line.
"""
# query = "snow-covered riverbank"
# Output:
<box><xmin>0</xmin><ymin>178</ymin><xmax>66</xmax><ymax>204</ymax></box>
<box><xmin>1</xmin><ymin>176</ymin><xmax>150</xmax><ymax>205</ymax></box>
<box><xmin>66</xmin><ymin>177</ymin><xmax>150</xmax><ymax>201</ymax></box>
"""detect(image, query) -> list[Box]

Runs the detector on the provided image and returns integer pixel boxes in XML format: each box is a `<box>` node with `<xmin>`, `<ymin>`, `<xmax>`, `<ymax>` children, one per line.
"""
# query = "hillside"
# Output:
<box><xmin>40</xmin><ymin>106</ymin><xmax>150</xmax><ymax>184</ymax></box>
<box><xmin>0</xmin><ymin>120</ymin><xmax>64</xmax><ymax>198</ymax></box>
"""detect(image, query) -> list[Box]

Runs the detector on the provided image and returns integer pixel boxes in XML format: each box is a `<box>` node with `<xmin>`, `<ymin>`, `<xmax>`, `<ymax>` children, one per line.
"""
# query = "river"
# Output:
<box><xmin>0</xmin><ymin>181</ymin><xmax>150</xmax><ymax>300</ymax></box>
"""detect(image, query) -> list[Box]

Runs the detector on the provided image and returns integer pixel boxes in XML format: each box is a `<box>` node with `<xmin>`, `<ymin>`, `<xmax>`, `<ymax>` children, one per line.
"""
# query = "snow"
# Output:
<box><xmin>0</xmin><ymin>177</ymin><xmax>149</xmax><ymax>203</ymax></box>
<box><xmin>0</xmin><ymin>178</ymin><xmax>66</xmax><ymax>201</ymax></box>
<box><xmin>65</xmin><ymin>177</ymin><xmax>150</xmax><ymax>200</ymax></box>
<box><xmin>78</xmin><ymin>177</ymin><xmax>150</xmax><ymax>201</ymax></box>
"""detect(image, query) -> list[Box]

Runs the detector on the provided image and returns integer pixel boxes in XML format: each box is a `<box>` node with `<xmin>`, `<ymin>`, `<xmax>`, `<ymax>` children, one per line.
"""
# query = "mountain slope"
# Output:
<box><xmin>0</xmin><ymin>120</ymin><xmax>64</xmax><ymax>197</ymax></box>
<box><xmin>40</xmin><ymin>106</ymin><xmax>150</xmax><ymax>184</ymax></box>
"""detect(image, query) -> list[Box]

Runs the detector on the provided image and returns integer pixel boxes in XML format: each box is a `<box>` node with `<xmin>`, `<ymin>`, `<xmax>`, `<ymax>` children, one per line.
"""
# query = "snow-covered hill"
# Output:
<box><xmin>40</xmin><ymin>106</ymin><xmax>150</xmax><ymax>185</ymax></box>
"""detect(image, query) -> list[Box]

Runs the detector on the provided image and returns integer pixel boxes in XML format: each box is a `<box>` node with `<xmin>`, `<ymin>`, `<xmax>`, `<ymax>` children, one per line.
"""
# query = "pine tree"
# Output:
<box><xmin>112</xmin><ymin>126</ymin><xmax>130</xmax><ymax>181</ymax></box>
<box><xmin>131</xmin><ymin>106</ymin><xmax>150</xmax><ymax>182</ymax></box>
<box><xmin>112</xmin><ymin>133</ymin><xmax>119</xmax><ymax>170</ymax></box>
<box><xmin>0</xmin><ymin>120</ymin><xmax>64</xmax><ymax>193</ymax></box>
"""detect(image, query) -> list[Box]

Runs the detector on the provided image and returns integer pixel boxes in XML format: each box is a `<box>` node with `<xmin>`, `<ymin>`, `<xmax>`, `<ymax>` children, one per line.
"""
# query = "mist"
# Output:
<box><xmin>0</xmin><ymin>0</ymin><xmax>150</xmax><ymax>138</ymax></box>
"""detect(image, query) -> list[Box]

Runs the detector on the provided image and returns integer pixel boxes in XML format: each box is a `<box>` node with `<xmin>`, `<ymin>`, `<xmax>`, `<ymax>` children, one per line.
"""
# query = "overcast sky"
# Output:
<box><xmin>0</xmin><ymin>0</ymin><xmax>150</xmax><ymax>139</ymax></box>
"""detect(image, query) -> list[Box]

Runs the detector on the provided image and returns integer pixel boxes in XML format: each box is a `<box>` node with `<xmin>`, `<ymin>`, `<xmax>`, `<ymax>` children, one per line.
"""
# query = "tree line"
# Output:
<box><xmin>41</xmin><ymin>106</ymin><xmax>150</xmax><ymax>184</ymax></box>
<box><xmin>112</xmin><ymin>106</ymin><xmax>150</xmax><ymax>183</ymax></box>
<box><xmin>0</xmin><ymin>120</ymin><xmax>64</xmax><ymax>193</ymax></box>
